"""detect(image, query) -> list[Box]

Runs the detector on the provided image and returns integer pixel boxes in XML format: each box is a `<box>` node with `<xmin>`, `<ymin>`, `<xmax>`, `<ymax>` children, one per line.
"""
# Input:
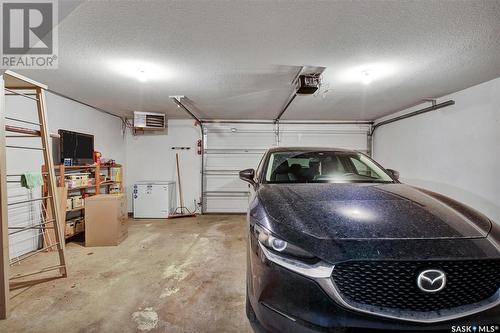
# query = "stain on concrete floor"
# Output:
<box><xmin>0</xmin><ymin>215</ymin><xmax>253</xmax><ymax>333</ymax></box>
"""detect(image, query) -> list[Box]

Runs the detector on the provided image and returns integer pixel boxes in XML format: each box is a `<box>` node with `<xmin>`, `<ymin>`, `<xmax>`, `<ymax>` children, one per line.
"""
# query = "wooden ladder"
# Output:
<box><xmin>0</xmin><ymin>71</ymin><xmax>68</xmax><ymax>319</ymax></box>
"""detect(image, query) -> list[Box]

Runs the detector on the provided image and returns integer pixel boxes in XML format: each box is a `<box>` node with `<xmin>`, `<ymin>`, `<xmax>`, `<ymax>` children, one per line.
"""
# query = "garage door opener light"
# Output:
<box><xmin>361</xmin><ymin>70</ymin><xmax>372</xmax><ymax>85</ymax></box>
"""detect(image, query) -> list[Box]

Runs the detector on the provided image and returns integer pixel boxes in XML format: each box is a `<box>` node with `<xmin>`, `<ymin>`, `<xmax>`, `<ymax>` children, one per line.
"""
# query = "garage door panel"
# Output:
<box><xmin>205</xmin><ymin>123</ymin><xmax>276</xmax><ymax>150</ymax></box>
<box><xmin>206</xmin><ymin>132</ymin><xmax>274</xmax><ymax>149</ymax></box>
<box><xmin>203</xmin><ymin>122</ymin><xmax>370</xmax><ymax>213</ymax></box>
<box><xmin>205</xmin><ymin>153</ymin><xmax>264</xmax><ymax>171</ymax></box>
<box><xmin>205</xmin><ymin>173</ymin><xmax>249</xmax><ymax>192</ymax></box>
<box><xmin>279</xmin><ymin>124</ymin><xmax>370</xmax><ymax>152</ymax></box>
<box><xmin>204</xmin><ymin>195</ymin><xmax>249</xmax><ymax>213</ymax></box>
<box><xmin>280</xmin><ymin>133</ymin><xmax>368</xmax><ymax>151</ymax></box>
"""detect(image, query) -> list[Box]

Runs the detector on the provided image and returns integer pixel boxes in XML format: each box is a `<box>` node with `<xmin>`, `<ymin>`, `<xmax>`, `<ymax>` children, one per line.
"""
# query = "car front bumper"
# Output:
<box><xmin>247</xmin><ymin>239</ymin><xmax>500</xmax><ymax>332</ymax></box>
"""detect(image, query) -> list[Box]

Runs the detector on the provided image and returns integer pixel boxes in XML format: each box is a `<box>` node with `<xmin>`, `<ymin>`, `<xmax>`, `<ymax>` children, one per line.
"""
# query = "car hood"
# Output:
<box><xmin>257</xmin><ymin>183</ymin><xmax>492</xmax><ymax>240</ymax></box>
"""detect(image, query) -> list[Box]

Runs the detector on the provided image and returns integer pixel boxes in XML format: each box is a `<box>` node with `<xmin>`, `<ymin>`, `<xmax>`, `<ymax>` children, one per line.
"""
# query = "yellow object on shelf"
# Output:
<box><xmin>110</xmin><ymin>167</ymin><xmax>122</xmax><ymax>182</ymax></box>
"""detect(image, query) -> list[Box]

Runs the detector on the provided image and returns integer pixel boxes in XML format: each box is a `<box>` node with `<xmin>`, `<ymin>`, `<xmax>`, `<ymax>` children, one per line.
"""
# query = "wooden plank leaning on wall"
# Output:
<box><xmin>35</xmin><ymin>86</ymin><xmax>68</xmax><ymax>278</ymax></box>
<box><xmin>0</xmin><ymin>74</ymin><xmax>10</xmax><ymax>319</ymax></box>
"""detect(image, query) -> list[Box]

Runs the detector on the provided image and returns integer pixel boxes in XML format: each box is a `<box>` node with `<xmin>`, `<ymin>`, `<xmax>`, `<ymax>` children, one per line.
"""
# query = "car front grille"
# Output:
<box><xmin>331</xmin><ymin>259</ymin><xmax>500</xmax><ymax>312</ymax></box>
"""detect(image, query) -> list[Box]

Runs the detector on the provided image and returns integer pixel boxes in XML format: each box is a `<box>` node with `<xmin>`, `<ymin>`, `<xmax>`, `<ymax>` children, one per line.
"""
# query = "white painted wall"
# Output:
<box><xmin>5</xmin><ymin>91</ymin><xmax>125</xmax><ymax>257</ymax></box>
<box><xmin>373</xmin><ymin>77</ymin><xmax>500</xmax><ymax>223</ymax></box>
<box><xmin>6</xmin><ymin>92</ymin><xmax>125</xmax><ymax>164</ymax></box>
<box><xmin>125</xmin><ymin>119</ymin><xmax>202</xmax><ymax>213</ymax></box>
<box><xmin>45</xmin><ymin>95</ymin><xmax>126</xmax><ymax>164</ymax></box>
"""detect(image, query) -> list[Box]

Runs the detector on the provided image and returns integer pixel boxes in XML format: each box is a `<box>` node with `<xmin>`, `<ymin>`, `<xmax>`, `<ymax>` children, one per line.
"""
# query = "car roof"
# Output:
<box><xmin>266</xmin><ymin>146</ymin><xmax>354</xmax><ymax>153</ymax></box>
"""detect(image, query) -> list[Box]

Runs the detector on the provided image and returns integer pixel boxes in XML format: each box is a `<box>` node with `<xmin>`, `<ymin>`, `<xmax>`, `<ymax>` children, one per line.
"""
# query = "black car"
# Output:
<box><xmin>239</xmin><ymin>147</ymin><xmax>500</xmax><ymax>332</ymax></box>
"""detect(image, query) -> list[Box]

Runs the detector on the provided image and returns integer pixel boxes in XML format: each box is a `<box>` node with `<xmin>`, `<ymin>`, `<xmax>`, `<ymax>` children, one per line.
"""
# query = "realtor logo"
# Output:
<box><xmin>1</xmin><ymin>0</ymin><xmax>58</xmax><ymax>68</ymax></box>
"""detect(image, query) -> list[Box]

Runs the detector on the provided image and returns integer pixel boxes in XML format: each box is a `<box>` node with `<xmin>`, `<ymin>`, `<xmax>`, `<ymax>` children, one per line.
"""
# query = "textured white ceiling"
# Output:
<box><xmin>17</xmin><ymin>0</ymin><xmax>500</xmax><ymax>120</ymax></box>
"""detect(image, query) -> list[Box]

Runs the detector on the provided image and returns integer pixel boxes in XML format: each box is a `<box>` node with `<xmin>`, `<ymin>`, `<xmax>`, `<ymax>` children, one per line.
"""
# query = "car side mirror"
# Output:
<box><xmin>239</xmin><ymin>168</ymin><xmax>256</xmax><ymax>186</ymax></box>
<box><xmin>386</xmin><ymin>169</ymin><xmax>400</xmax><ymax>181</ymax></box>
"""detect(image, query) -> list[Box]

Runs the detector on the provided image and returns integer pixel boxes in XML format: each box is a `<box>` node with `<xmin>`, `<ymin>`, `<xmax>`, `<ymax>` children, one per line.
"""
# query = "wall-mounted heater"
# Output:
<box><xmin>133</xmin><ymin>111</ymin><xmax>166</xmax><ymax>130</ymax></box>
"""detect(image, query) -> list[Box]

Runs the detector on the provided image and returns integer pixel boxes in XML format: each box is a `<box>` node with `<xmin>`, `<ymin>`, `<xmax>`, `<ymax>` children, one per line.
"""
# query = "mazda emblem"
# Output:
<box><xmin>417</xmin><ymin>269</ymin><xmax>446</xmax><ymax>293</ymax></box>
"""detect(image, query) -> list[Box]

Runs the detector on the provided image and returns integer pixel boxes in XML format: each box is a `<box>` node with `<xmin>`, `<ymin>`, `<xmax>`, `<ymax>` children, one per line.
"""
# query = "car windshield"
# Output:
<box><xmin>263</xmin><ymin>151</ymin><xmax>394</xmax><ymax>184</ymax></box>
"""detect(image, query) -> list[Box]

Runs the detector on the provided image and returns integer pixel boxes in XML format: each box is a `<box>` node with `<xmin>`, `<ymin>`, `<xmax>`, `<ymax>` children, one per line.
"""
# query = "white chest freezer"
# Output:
<box><xmin>133</xmin><ymin>181</ymin><xmax>176</xmax><ymax>218</ymax></box>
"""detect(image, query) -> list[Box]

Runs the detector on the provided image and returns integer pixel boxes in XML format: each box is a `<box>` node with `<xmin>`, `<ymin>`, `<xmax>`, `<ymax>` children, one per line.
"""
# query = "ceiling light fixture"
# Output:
<box><xmin>338</xmin><ymin>63</ymin><xmax>397</xmax><ymax>85</ymax></box>
<box><xmin>109</xmin><ymin>59</ymin><xmax>174</xmax><ymax>83</ymax></box>
<box><xmin>361</xmin><ymin>70</ymin><xmax>372</xmax><ymax>85</ymax></box>
<box><xmin>137</xmin><ymin>69</ymin><xmax>148</xmax><ymax>82</ymax></box>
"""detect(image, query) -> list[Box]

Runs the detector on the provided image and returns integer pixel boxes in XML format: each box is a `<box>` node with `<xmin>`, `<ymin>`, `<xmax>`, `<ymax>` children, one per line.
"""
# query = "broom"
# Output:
<box><xmin>168</xmin><ymin>153</ymin><xmax>196</xmax><ymax>218</ymax></box>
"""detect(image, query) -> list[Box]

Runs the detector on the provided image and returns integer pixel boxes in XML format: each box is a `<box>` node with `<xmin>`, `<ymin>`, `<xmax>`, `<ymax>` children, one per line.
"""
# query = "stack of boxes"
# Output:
<box><xmin>65</xmin><ymin>194</ymin><xmax>85</xmax><ymax>237</ymax></box>
<box><xmin>65</xmin><ymin>217</ymin><xmax>84</xmax><ymax>237</ymax></box>
<box><xmin>74</xmin><ymin>219</ymin><xmax>85</xmax><ymax>233</ymax></box>
<box><xmin>66</xmin><ymin>195</ymin><xmax>84</xmax><ymax>211</ymax></box>
<box><xmin>64</xmin><ymin>173</ymin><xmax>90</xmax><ymax>237</ymax></box>
<box><xmin>65</xmin><ymin>220</ymin><xmax>76</xmax><ymax>236</ymax></box>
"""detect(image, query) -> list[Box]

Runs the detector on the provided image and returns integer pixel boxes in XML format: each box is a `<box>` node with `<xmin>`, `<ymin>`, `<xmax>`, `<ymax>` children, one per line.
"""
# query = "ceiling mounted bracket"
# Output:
<box><xmin>423</xmin><ymin>98</ymin><xmax>437</xmax><ymax>107</ymax></box>
<box><xmin>370</xmin><ymin>99</ymin><xmax>455</xmax><ymax>136</ymax></box>
<box><xmin>274</xmin><ymin>66</ymin><xmax>304</xmax><ymax>122</ymax></box>
<box><xmin>169</xmin><ymin>96</ymin><xmax>202</xmax><ymax>124</ymax></box>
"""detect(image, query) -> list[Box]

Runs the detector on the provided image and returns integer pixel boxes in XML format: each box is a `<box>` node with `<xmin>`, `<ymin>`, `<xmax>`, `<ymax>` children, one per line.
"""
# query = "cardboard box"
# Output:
<box><xmin>72</xmin><ymin>195</ymin><xmax>83</xmax><ymax>208</ymax></box>
<box><xmin>66</xmin><ymin>198</ymin><xmax>73</xmax><ymax>211</ymax></box>
<box><xmin>66</xmin><ymin>173</ymin><xmax>90</xmax><ymax>187</ymax></box>
<box><xmin>65</xmin><ymin>179</ymin><xmax>78</xmax><ymax>188</ymax></box>
<box><xmin>75</xmin><ymin>221</ymin><xmax>85</xmax><ymax>233</ymax></box>
<box><xmin>65</xmin><ymin>221</ymin><xmax>76</xmax><ymax>237</ymax></box>
<box><xmin>85</xmin><ymin>194</ymin><xmax>127</xmax><ymax>247</ymax></box>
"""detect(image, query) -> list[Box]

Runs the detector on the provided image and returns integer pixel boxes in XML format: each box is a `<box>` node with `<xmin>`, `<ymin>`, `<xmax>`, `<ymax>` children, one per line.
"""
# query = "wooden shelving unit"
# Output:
<box><xmin>42</xmin><ymin>163</ymin><xmax>123</xmax><ymax>241</ymax></box>
<box><xmin>65</xmin><ymin>229</ymin><xmax>84</xmax><ymax>239</ymax></box>
<box><xmin>54</xmin><ymin>164</ymin><xmax>123</xmax><ymax>192</ymax></box>
<box><xmin>66</xmin><ymin>206</ymin><xmax>85</xmax><ymax>213</ymax></box>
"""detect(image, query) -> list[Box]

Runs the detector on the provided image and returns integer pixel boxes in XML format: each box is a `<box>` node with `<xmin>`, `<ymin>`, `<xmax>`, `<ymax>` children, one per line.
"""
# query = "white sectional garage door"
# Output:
<box><xmin>202</xmin><ymin>122</ymin><xmax>371</xmax><ymax>213</ymax></box>
<box><xmin>203</xmin><ymin>123</ymin><xmax>276</xmax><ymax>213</ymax></box>
<box><xmin>278</xmin><ymin>123</ymin><xmax>371</xmax><ymax>152</ymax></box>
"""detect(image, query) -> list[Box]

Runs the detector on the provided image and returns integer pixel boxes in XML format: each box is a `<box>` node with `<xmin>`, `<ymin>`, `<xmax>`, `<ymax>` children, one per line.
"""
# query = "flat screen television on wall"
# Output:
<box><xmin>58</xmin><ymin>129</ymin><xmax>94</xmax><ymax>165</ymax></box>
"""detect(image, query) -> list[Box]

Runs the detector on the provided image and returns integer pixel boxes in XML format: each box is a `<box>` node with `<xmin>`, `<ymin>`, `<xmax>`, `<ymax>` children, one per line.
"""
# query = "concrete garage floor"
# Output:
<box><xmin>0</xmin><ymin>215</ymin><xmax>253</xmax><ymax>333</ymax></box>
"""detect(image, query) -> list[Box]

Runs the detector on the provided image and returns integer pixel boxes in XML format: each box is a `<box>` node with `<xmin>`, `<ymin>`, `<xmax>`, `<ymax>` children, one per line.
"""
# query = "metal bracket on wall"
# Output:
<box><xmin>366</xmin><ymin>124</ymin><xmax>374</xmax><ymax>157</ymax></box>
<box><xmin>369</xmin><ymin>99</ymin><xmax>455</xmax><ymax>155</ymax></box>
<box><xmin>370</xmin><ymin>100</ymin><xmax>455</xmax><ymax>136</ymax></box>
<box><xmin>422</xmin><ymin>98</ymin><xmax>437</xmax><ymax>107</ymax></box>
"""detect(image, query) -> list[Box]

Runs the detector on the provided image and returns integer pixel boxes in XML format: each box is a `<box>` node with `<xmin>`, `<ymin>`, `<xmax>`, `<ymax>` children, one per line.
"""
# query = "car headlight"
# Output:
<box><xmin>254</xmin><ymin>224</ymin><xmax>315</xmax><ymax>259</ymax></box>
<box><xmin>252</xmin><ymin>224</ymin><xmax>333</xmax><ymax>279</ymax></box>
